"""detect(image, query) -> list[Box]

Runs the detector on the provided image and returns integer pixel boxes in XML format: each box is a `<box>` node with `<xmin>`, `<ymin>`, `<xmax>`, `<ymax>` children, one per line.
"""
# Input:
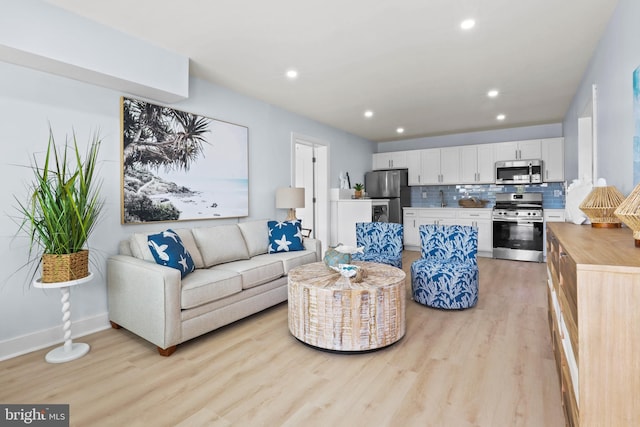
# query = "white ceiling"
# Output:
<box><xmin>47</xmin><ymin>0</ymin><xmax>618</xmax><ymax>142</ymax></box>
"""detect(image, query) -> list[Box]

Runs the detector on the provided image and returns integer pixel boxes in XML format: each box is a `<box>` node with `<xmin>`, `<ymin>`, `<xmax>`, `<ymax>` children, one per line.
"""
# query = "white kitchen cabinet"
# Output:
<box><xmin>409</xmin><ymin>148</ymin><xmax>459</xmax><ymax>185</ymax></box>
<box><xmin>403</xmin><ymin>208</ymin><xmax>420</xmax><ymax>247</ymax></box>
<box><xmin>456</xmin><ymin>209</ymin><xmax>493</xmax><ymax>256</ymax></box>
<box><xmin>330</xmin><ymin>200</ymin><xmax>372</xmax><ymax>248</ymax></box>
<box><xmin>372</xmin><ymin>151</ymin><xmax>408</xmax><ymax>170</ymax></box>
<box><xmin>494</xmin><ymin>139</ymin><xmax>541</xmax><ymax>161</ymax></box>
<box><xmin>460</xmin><ymin>144</ymin><xmax>495</xmax><ymax>184</ymax></box>
<box><xmin>440</xmin><ymin>147</ymin><xmax>460</xmax><ymax>184</ymax></box>
<box><xmin>541</xmin><ymin>137</ymin><xmax>564</xmax><ymax>182</ymax></box>
<box><xmin>403</xmin><ymin>208</ymin><xmax>492</xmax><ymax>257</ymax></box>
<box><xmin>407</xmin><ymin>152</ymin><xmax>422</xmax><ymax>185</ymax></box>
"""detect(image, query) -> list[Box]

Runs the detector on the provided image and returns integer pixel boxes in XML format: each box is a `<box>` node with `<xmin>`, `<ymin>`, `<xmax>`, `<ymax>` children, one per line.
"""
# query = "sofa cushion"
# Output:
<box><xmin>147</xmin><ymin>229</ymin><xmax>196</xmax><ymax>278</ymax></box>
<box><xmin>237</xmin><ymin>219</ymin><xmax>269</xmax><ymax>257</ymax></box>
<box><xmin>180</xmin><ymin>269</ymin><xmax>243</xmax><ymax>309</ymax></box>
<box><xmin>268</xmin><ymin>220</ymin><xmax>304</xmax><ymax>253</ymax></box>
<box><xmin>172</xmin><ymin>228</ymin><xmax>205</xmax><ymax>269</ymax></box>
<box><xmin>192</xmin><ymin>224</ymin><xmax>250</xmax><ymax>268</ymax></box>
<box><xmin>257</xmin><ymin>250</ymin><xmax>318</xmax><ymax>274</ymax></box>
<box><xmin>212</xmin><ymin>257</ymin><xmax>284</xmax><ymax>290</ymax></box>
<box><xmin>129</xmin><ymin>233</ymin><xmax>155</xmax><ymax>262</ymax></box>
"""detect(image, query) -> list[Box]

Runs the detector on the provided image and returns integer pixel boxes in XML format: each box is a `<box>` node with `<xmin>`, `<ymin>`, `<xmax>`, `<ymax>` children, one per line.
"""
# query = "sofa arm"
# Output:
<box><xmin>304</xmin><ymin>237</ymin><xmax>322</xmax><ymax>261</ymax></box>
<box><xmin>107</xmin><ymin>255</ymin><xmax>182</xmax><ymax>350</ymax></box>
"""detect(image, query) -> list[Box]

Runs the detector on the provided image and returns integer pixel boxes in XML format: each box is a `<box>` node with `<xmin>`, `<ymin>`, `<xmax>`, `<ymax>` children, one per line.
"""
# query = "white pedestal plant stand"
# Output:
<box><xmin>33</xmin><ymin>272</ymin><xmax>94</xmax><ymax>363</ymax></box>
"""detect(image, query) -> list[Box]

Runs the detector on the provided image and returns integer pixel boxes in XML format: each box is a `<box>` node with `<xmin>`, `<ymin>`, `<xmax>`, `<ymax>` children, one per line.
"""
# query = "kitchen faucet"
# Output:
<box><xmin>440</xmin><ymin>190</ymin><xmax>447</xmax><ymax>207</ymax></box>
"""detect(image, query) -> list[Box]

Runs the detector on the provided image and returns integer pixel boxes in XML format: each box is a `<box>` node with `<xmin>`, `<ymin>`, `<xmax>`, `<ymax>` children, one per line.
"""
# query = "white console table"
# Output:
<box><xmin>33</xmin><ymin>272</ymin><xmax>94</xmax><ymax>363</ymax></box>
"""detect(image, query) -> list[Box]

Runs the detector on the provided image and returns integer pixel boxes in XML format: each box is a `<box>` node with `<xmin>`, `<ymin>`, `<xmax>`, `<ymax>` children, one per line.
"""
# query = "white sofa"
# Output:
<box><xmin>107</xmin><ymin>220</ymin><xmax>321</xmax><ymax>356</ymax></box>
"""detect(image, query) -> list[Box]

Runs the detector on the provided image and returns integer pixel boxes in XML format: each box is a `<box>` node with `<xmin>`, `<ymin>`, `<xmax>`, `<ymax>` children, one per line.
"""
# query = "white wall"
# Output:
<box><xmin>563</xmin><ymin>0</ymin><xmax>640</xmax><ymax>194</ymax></box>
<box><xmin>0</xmin><ymin>61</ymin><xmax>373</xmax><ymax>359</ymax></box>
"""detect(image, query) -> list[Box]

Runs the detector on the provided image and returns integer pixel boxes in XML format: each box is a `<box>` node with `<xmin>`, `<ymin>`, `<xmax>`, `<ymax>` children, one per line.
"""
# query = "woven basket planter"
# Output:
<box><xmin>41</xmin><ymin>250</ymin><xmax>89</xmax><ymax>283</ymax></box>
<box><xmin>458</xmin><ymin>198</ymin><xmax>489</xmax><ymax>208</ymax></box>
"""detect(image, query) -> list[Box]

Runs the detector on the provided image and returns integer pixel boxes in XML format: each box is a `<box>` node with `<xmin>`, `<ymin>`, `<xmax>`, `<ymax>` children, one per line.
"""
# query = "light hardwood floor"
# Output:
<box><xmin>0</xmin><ymin>252</ymin><xmax>565</xmax><ymax>427</ymax></box>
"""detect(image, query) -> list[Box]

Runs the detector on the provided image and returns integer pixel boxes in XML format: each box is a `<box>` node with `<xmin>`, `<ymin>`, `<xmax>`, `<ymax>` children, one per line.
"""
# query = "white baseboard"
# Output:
<box><xmin>0</xmin><ymin>312</ymin><xmax>110</xmax><ymax>361</ymax></box>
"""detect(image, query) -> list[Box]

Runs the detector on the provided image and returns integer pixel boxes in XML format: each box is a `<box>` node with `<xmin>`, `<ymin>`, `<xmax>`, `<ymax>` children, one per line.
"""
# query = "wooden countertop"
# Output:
<box><xmin>547</xmin><ymin>222</ymin><xmax>640</xmax><ymax>269</ymax></box>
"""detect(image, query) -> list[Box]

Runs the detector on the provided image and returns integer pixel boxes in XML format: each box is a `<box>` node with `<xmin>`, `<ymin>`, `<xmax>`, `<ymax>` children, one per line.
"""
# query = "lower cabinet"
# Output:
<box><xmin>403</xmin><ymin>208</ymin><xmax>492</xmax><ymax>257</ymax></box>
<box><xmin>547</xmin><ymin>223</ymin><xmax>640</xmax><ymax>426</ymax></box>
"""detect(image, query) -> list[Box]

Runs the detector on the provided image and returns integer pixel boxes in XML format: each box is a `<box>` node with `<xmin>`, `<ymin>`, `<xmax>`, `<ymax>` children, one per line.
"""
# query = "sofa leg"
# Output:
<box><xmin>158</xmin><ymin>345</ymin><xmax>177</xmax><ymax>357</ymax></box>
<box><xmin>110</xmin><ymin>321</ymin><xmax>122</xmax><ymax>329</ymax></box>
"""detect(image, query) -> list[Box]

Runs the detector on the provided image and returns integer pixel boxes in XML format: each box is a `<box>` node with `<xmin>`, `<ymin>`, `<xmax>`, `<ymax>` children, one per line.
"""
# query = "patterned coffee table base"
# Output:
<box><xmin>288</xmin><ymin>261</ymin><xmax>406</xmax><ymax>351</ymax></box>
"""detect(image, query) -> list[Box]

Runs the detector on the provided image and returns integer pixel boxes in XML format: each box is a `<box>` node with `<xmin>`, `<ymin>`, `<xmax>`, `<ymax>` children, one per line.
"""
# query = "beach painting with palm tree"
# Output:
<box><xmin>121</xmin><ymin>97</ymin><xmax>248</xmax><ymax>223</ymax></box>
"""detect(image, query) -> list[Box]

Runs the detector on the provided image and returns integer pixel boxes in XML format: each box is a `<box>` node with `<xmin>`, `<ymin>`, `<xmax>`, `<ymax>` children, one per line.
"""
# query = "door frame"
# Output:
<box><xmin>291</xmin><ymin>132</ymin><xmax>329</xmax><ymax>253</ymax></box>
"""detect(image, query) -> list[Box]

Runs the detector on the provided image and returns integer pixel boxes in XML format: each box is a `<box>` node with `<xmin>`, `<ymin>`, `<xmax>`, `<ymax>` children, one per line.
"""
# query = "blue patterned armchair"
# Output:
<box><xmin>351</xmin><ymin>222</ymin><xmax>404</xmax><ymax>268</ymax></box>
<box><xmin>411</xmin><ymin>224</ymin><xmax>479</xmax><ymax>309</ymax></box>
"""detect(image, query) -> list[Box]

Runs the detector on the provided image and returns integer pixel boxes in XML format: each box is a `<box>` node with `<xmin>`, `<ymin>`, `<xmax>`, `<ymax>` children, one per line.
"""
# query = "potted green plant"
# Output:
<box><xmin>353</xmin><ymin>183</ymin><xmax>364</xmax><ymax>199</ymax></box>
<box><xmin>15</xmin><ymin>127</ymin><xmax>104</xmax><ymax>283</ymax></box>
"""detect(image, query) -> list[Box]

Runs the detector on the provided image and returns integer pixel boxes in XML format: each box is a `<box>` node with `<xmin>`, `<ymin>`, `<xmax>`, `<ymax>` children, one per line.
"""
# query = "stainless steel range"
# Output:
<box><xmin>492</xmin><ymin>192</ymin><xmax>544</xmax><ymax>262</ymax></box>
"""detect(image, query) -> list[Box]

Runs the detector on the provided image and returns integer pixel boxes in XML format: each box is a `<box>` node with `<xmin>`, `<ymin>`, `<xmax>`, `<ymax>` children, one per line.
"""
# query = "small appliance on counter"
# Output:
<box><xmin>364</xmin><ymin>169</ymin><xmax>410</xmax><ymax>224</ymax></box>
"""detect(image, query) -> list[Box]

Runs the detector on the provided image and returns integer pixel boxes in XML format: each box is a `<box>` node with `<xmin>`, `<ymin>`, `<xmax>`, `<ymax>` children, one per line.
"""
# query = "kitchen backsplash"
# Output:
<box><xmin>410</xmin><ymin>182</ymin><xmax>565</xmax><ymax>209</ymax></box>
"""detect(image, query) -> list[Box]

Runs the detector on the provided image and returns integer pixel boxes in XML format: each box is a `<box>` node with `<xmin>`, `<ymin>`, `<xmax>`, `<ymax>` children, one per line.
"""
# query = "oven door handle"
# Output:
<box><xmin>492</xmin><ymin>218</ymin><xmax>543</xmax><ymax>224</ymax></box>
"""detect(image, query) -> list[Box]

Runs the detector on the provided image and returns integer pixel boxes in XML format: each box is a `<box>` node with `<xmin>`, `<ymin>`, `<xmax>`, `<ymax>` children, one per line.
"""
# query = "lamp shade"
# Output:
<box><xmin>276</xmin><ymin>187</ymin><xmax>305</xmax><ymax>221</ymax></box>
<box><xmin>579</xmin><ymin>185</ymin><xmax>625</xmax><ymax>228</ymax></box>
<box><xmin>615</xmin><ymin>183</ymin><xmax>640</xmax><ymax>246</ymax></box>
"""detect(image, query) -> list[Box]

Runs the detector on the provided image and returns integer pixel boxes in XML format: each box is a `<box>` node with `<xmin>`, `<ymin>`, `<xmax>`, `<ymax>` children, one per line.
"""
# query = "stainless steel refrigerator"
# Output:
<box><xmin>364</xmin><ymin>169</ymin><xmax>411</xmax><ymax>224</ymax></box>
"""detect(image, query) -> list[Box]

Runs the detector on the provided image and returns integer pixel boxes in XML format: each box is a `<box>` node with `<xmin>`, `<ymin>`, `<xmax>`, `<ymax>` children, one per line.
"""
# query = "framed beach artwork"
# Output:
<box><xmin>634</xmin><ymin>65</ymin><xmax>640</xmax><ymax>185</ymax></box>
<box><xmin>120</xmin><ymin>97</ymin><xmax>249</xmax><ymax>223</ymax></box>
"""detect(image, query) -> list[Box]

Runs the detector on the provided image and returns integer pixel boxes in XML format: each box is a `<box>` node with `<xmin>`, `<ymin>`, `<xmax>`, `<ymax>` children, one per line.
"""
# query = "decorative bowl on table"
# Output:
<box><xmin>323</xmin><ymin>245</ymin><xmax>364</xmax><ymax>268</ymax></box>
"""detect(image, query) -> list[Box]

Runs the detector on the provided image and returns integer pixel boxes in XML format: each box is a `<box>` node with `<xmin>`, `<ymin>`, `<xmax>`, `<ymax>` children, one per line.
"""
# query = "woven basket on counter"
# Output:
<box><xmin>458</xmin><ymin>198</ymin><xmax>489</xmax><ymax>208</ymax></box>
<box><xmin>41</xmin><ymin>250</ymin><xmax>89</xmax><ymax>283</ymax></box>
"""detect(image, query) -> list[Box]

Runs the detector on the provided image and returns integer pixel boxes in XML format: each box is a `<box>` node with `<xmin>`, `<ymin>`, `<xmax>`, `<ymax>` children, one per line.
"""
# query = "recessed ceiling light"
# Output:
<box><xmin>396</xmin><ymin>127</ymin><xmax>405</xmax><ymax>134</ymax></box>
<box><xmin>487</xmin><ymin>89</ymin><xmax>499</xmax><ymax>98</ymax></box>
<box><xmin>496</xmin><ymin>114</ymin><xmax>506</xmax><ymax>121</ymax></box>
<box><xmin>364</xmin><ymin>110</ymin><xmax>374</xmax><ymax>118</ymax></box>
<box><xmin>460</xmin><ymin>19</ymin><xmax>475</xmax><ymax>30</ymax></box>
<box><xmin>285</xmin><ymin>69</ymin><xmax>298</xmax><ymax>79</ymax></box>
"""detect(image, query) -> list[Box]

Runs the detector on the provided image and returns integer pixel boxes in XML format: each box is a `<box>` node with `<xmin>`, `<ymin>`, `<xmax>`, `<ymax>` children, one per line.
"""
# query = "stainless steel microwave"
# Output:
<box><xmin>495</xmin><ymin>159</ymin><xmax>543</xmax><ymax>184</ymax></box>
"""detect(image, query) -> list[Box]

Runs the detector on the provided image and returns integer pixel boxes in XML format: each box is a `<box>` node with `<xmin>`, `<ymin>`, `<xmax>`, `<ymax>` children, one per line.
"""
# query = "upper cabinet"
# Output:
<box><xmin>494</xmin><ymin>139</ymin><xmax>541</xmax><ymax>161</ymax></box>
<box><xmin>408</xmin><ymin>147</ymin><xmax>460</xmax><ymax>185</ymax></box>
<box><xmin>459</xmin><ymin>144</ymin><xmax>495</xmax><ymax>184</ymax></box>
<box><xmin>372</xmin><ymin>151</ymin><xmax>408</xmax><ymax>170</ymax></box>
<box><xmin>541</xmin><ymin>137</ymin><xmax>564</xmax><ymax>182</ymax></box>
<box><xmin>382</xmin><ymin>137</ymin><xmax>563</xmax><ymax>186</ymax></box>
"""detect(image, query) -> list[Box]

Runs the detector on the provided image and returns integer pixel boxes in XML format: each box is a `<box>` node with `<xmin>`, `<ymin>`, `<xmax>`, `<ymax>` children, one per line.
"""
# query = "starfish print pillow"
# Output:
<box><xmin>267</xmin><ymin>220</ymin><xmax>304</xmax><ymax>253</ymax></box>
<box><xmin>147</xmin><ymin>229</ymin><xmax>196</xmax><ymax>278</ymax></box>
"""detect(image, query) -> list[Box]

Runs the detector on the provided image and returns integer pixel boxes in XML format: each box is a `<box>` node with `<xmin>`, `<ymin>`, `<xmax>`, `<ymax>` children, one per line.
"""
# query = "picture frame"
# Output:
<box><xmin>120</xmin><ymin>96</ymin><xmax>249</xmax><ymax>223</ymax></box>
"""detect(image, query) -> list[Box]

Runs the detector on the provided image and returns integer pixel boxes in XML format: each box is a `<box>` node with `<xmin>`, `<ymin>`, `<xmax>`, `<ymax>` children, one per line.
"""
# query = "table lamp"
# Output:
<box><xmin>615</xmin><ymin>182</ymin><xmax>640</xmax><ymax>246</ymax></box>
<box><xmin>579</xmin><ymin>181</ymin><xmax>624</xmax><ymax>228</ymax></box>
<box><xmin>276</xmin><ymin>187</ymin><xmax>305</xmax><ymax>221</ymax></box>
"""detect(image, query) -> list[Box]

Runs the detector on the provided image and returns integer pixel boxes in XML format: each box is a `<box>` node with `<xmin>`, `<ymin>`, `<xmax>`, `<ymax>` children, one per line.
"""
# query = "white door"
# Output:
<box><xmin>293</xmin><ymin>134</ymin><xmax>329</xmax><ymax>252</ymax></box>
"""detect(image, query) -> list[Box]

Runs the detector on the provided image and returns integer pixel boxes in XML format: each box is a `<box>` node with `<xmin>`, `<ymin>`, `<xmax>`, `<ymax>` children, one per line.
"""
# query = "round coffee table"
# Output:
<box><xmin>288</xmin><ymin>261</ymin><xmax>406</xmax><ymax>351</ymax></box>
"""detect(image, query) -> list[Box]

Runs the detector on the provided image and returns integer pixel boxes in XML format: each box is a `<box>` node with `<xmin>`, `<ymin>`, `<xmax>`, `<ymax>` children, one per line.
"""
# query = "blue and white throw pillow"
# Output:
<box><xmin>268</xmin><ymin>220</ymin><xmax>304</xmax><ymax>253</ymax></box>
<box><xmin>147</xmin><ymin>229</ymin><xmax>196</xmax><ymax>278</ymax></box>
